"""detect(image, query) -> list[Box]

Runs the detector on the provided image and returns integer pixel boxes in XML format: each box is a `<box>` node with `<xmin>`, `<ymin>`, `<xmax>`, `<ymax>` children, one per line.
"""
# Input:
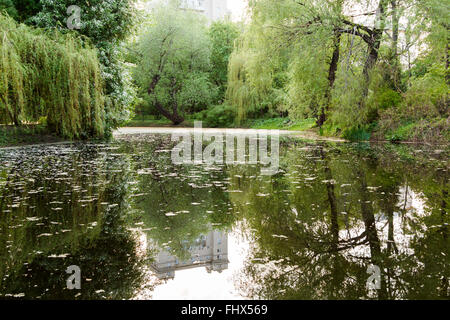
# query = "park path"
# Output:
<box><xmin>114</xmin><ymin>127</ymin><xmax>347</xmax><ymax>142</ymax></box>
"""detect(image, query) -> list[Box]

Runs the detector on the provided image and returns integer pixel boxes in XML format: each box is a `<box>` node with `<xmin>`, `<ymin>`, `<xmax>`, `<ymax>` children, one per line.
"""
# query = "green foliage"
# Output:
<box><xmin>11</xmin><ymin>0</ymin><xmax>41</xmax><ymax>23</ymax></box>
<box><xmin>33</xmin><ymin>0</ymin><xmax>139</xmax><ymax>132</ymax></box>
<box><xmin>385</xmin><ymin>119</ymin><xmax>450</xmax><ymax>143</ymax></box>
<box><xmin>33</xmin><ymin>0</ymin><xmax>136</xmax><ymax>44</ymax></box>
<box><xmin>226</xmin><ymin>15</ymin><xmax>289</xmax><ymax>123</ymax></box>
<box><xmin>402</xmin><ymin>63</ymin><xmax>448</xmax><ymax>119</ymax></box>
<box><xmin>133</xmin><ymin>5</ymin><xmax>217</xmax><ymax>121</ymax></box>
<box><xmin>196</xmin><ymin>104</ymin><xmax>236</xmax><ymax>128</ymax></box>
<box><xmin>226</xmin><ymin>0</ymin><xmax>340</xmax><ymax>123</ymax></box>
<box><xmin>378</xmin><ymin>60</ymin><xmax>448</xmax><ymax>142</ymax></box>
<box><xmin>0</xmin><ymin>0</ymin><xmax>17</xmax><ymax>19</ymax></box>
<box><xmin>208</xmin><ymin>20</ymin><xmax>240</xmax><ymax>103</ymax></box>
<box><xmin>341</xmin><ymin>125</ymin><xmax>373</xmax><ymax>142</ymax></box>
<box><xmin>225</xmin><ymin>0</ymin><xmax>449</xmax><ymax>142</ymax></box>
<box><xmin>386</xmin><ymin>122</ymin><xmax>416</xmax><ymax>142</ymax></box>
<box><xmin>0</xmin><ymin>14</ymin><xmax>105</xmax><ymax>138</ymax></box>
<box><xmin>374</xmin><ymin>88</ymin><xmax>402</xmax><ymax>110</ymax></box>
<box><xmin>250</xmin><ymin>118</ymin><xmax>316</xmax><ymax>131</ymax></box>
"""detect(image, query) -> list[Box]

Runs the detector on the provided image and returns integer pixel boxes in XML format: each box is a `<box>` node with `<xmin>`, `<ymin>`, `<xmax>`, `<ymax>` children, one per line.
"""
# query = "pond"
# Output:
<box><xmin>0</xmin><ymin>130</ymin><xmax>448</xmax><ymax>300</ymax></box>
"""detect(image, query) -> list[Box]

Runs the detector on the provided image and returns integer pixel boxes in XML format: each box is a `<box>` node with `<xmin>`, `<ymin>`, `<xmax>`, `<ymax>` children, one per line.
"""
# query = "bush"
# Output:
<box><xmin>402</xmin><ymin>63</ymin><xmax>448</xmax><ymax>120</ymax></box>
<box><xmin>341</xmin><ymin>125</ymin><xmax>374</xmax><ymax>141</ymax></box>
<box><xmin>377</xmin><ymin>88</ymin><xmax>402</xmax><ymax>110</ymax></box>
<box><xmin>385</xmin><ymin>118</ymin><xmax>449</xmax><ymax>143</ymax></box>
<box><xmin>200</xmin><ymin>104</ymin><xmax>236</xmax><ymax>128</ymax></box>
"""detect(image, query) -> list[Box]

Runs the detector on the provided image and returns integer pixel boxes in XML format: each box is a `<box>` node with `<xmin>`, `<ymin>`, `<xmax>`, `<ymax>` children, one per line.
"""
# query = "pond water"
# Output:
<box><xmin>0</xmin><ymin>131</ymin><xmax>448</xmax><ymax>300</ymax></box>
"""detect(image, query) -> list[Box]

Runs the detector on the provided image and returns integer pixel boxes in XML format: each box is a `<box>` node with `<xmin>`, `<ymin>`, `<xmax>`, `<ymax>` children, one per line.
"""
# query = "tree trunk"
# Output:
<box><xmin>153</xmin><ymin>101</ymin><xmax>184</xmax><ymax>125</ymax></box>
<box><xmin>390</xmin><ymin>0</ymin><xmax>401</xmax><ymax>91</ymax></box>
<box><xmin>147</xmin><ymin>74</ymin><xmax>184</xmax><ymax>125</ymax></box>
<box><xmin>358</xmin><ymin>168</ymin><xmax>388</xmax><ymax>299</ymax></box>
<box><xmin>318</xmin><ymin>32</ymin><xmax>341</xmax><ymax>127</ymax></box>
<box><xmin>360</xmin><ymin>0</ymin><xmax>389</xmax><ymax>103</ymax></box>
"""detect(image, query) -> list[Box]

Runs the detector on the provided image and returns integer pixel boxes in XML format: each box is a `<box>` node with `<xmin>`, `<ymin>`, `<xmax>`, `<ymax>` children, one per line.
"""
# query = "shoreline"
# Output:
<box><xmin>1</xmin><ymin>126</ymin><xmax>449</xmax><ymax>149</ymax></box>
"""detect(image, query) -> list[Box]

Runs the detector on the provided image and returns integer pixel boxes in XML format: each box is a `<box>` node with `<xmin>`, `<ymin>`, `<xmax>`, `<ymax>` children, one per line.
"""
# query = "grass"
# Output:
<box><xmin>248</xmin><ymin>118</ymin><xmax>316</xmax><ymax>131</ymax></box>
<box><xmin>125</xmin><ymin>119</ymin><xmax>174</xmax><ymax>127</ymax></box>
<box><xmin>124</xmin><ymin>115</ymin><xmax>196</xmax><ymax>127</ymax></box>
<box><xmin>385</xmin><ymin>122</ymin><xmax>417</xmax><ymax>142</ymax></box>
<box><xmin>383</xmin><ymin>118</ymin><xmax>450</xmax><ymax>143</ymax></box>
<box><xmin>125</xmin><ymin>116</ymin><xmax>317</xmax><ymax>131</ymax></box>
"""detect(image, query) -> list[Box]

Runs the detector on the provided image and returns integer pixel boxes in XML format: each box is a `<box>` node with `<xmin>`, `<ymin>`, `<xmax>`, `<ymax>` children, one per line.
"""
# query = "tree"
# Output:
<box><xmin>33</xmin><ymin>0</ymin><xmax>138</xmax><ymax>133</ymax></box>
<box><xmin>133</xmin><ymin>6</ymin><xmax>216</xmax><ymax>125</ymax></box>
<box><xmin>226</xmin><ymin>0</ymin><xmax>449</xmax><ymax>139</ymax></box>
<box><xmin>208</xmin><ymin>20</ymin><xmax>240</xmax><ymax>104</ymax></box>
<box><xmin>0</xmin><ymin>14</ymin><xmax>105</xmax><ymax>138</ymax></box>
<box><xmin>11</xmin><ymin>0</ymin><xmax>41</xmax><ymax>23</ymax></box>
<box><xmin>0</xmin><ymin>0</ymin><xmax>17</xmax><ymax>19</ymax></box>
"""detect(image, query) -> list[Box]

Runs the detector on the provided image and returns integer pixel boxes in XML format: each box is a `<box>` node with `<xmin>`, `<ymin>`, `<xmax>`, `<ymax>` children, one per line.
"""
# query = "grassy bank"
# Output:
<box><xmin>125</xmin><ymin>116</ymin><xmax>316</xmax><ymax>131</ymax></box>
<box><xmin>376</xmin><ymin>118</ymin><xmax>449</xmax><ymax>143</ymax></box>
<box><xmin>319</xmin><ymin>117</ymin><xmax>449</xmax><ymax>143</ymax></box>
<box><xmin>245</xmin><ymin>118</ymin><xmax>316</xmax><ymax>131</ymax></box>
<box><xmin>121</xmin><ymin>114</ymin><xmax>449</xmax><ymax>145</ymax></box>
<box><xmin>0</xmin><ymin>125</ymin><xmax>64</xmax><ymax>148</ymax></box>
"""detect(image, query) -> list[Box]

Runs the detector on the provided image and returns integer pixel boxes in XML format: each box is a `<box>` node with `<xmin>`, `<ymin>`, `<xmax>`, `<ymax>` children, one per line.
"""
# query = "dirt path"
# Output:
<box><xmin>114</xmin><ymin>127</ymin><xmax>347</xmax><ymax>142</ymax></box>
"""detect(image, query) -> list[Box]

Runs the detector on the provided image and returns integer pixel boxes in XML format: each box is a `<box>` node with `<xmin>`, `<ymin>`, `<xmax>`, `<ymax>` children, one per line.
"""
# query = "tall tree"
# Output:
<box><xmin>33</xmin><ymin>0</ymin><xmax>138</xmax><ymax>133</ymax></box>
<box><xmin>133</xmin><ymin>6</ymin><xmax>216</xmax><ymax>124</ymax></box>
<box><xmin>208</xmin><ymin>20</ymin><xmax>240</xmax><ymax>104</ymax></box>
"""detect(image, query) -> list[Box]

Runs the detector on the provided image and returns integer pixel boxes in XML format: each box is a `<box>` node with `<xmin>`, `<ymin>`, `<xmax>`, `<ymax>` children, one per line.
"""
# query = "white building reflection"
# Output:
<box><xmin>150</xmin><ymin>230</ymin><xmax>229</xmax><ymax>279</ymax></box>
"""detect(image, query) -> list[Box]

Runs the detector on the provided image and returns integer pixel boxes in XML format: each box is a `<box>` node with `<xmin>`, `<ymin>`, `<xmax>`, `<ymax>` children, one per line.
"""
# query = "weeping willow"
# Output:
<box><xmin>226</xmin><ymin>0</ymin><xmax>330</xmax><ymax>124</ymax></box>
<box><xmin>227</xmin><ymin>50</ymin><xmax>259</xmax><ymax>123</ymax></box>
<box><xmin>226</xmin><ymin>10</ymin><xmax>289</xmax><ymax>124</ymax></box>
<box><xmin>0</xmin><ymin>14</ymin><xmax>105</xmax><ymax>139</ymax></box>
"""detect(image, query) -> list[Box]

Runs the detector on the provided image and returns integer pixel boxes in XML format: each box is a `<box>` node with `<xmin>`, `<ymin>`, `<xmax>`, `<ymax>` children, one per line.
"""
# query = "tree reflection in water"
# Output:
<box><xmin>229</xmin><ymin>142</ymin><xmax>449</xmax><ymax>300</ymax></box>
<box><xmin>0</xmin><ymin>136</ymin><xmax>448</xmax><ymax>300</ymax></box>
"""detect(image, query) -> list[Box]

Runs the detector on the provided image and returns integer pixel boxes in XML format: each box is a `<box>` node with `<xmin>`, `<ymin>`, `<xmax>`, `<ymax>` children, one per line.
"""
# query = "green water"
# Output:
<box><xmin>0</xmin><ymin>133</ymin><xmax>448</xmax><ymax>299</ymax></box>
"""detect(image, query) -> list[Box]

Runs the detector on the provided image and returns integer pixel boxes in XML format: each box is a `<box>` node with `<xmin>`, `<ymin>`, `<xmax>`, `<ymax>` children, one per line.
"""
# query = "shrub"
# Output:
<box><xmin>203</xmin><ymin>104</ymin><xmax>236</xmax><ymax>128</ymax></box>
<box><xmin>342</xmin><ymin>125</ymin><xmax>374</xmax><ymax>141</ymax></box>
<box><xmin>377</xmin><ymin>88</ymin><xmax>402</xmax><ymax>110</ymax></box>
<box><xmin>402</xmin><ymin>63</ymin><xmax>448</xmax><ymax>120</ymax></box>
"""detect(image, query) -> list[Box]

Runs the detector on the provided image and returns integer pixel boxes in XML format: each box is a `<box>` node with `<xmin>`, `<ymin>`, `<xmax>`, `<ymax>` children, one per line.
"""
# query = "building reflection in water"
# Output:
<box><xmin>150</xmin><ymin>230</ymin><xmax>229</xmax><ymax>280</ymax></box>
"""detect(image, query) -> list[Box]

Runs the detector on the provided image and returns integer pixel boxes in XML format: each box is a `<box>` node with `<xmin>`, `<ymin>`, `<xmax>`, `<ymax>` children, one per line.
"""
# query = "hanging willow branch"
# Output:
<box><xmin>0</xmin><ymin>14</ymin><xmax>105</xmax><ymax>139</ymax></box>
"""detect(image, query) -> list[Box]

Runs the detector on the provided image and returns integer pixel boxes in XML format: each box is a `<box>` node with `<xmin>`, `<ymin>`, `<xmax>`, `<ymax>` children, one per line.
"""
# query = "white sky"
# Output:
<box><xmin>137</xmin><ymin>0</ymin><xmax>248</xmax><ymax>21</ymax></box>
<box><xmin>227</xmin><ymin>0</ymin><xmax>247</xmax><ymax>21</ymax></box>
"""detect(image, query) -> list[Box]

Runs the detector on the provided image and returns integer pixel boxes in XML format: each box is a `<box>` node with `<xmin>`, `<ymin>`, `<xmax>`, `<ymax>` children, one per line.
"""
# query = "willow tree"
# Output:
<box><xmin>226</xmin><ymin>0</ymin><xmax>411</xmax><ymax>129</ymax></box>
<box><xmin>402</xmin><ymin>0</ymin><xmax>449</xmax><ymax>116</ymax></box>
<box><xmin>0</xmin><ymin>14</ymin><xmax>105</xmax><ymax>138</ymax></box>
<box><xmin>133</xmin><ymin>6</ymin><xmax>216</xmax><ymax>124</ymax></box>
<box><xmin>227</xmin><ymin>0</ymin><xmax>349</xmax><ymax>125</ymax></box>
<box><xmin>227</xmin><ymin>0</ymin><xmax>294</xmax><ymax>123</ymax></box>
<box><xmin>208</xmin><ymin>20</ymin><xmax>241</xmax><ymax>104</ymax></box>
<box><xmin>33</xmin><ymin>0</ymin><xmax>138</xmax><ymax>132</ymax></box>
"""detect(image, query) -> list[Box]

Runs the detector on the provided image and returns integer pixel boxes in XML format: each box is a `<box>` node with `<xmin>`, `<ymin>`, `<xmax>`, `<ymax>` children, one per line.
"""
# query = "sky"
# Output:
<box><xmin>227</xmin><ymin>0</ymin><xmax>247</xmax><ymax>21</ymax></box>
<box><xmin>137</xmin><ymin>0</ymin><xmax>248</xmax><ymax>21</ymax></box>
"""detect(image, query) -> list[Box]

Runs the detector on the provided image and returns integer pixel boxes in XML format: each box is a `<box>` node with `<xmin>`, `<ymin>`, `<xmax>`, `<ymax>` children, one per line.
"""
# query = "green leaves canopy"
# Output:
<box><xmin>133</xmin><ymin>6</ymin><xmax>217</xmax><ymax>119</ymax></box>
